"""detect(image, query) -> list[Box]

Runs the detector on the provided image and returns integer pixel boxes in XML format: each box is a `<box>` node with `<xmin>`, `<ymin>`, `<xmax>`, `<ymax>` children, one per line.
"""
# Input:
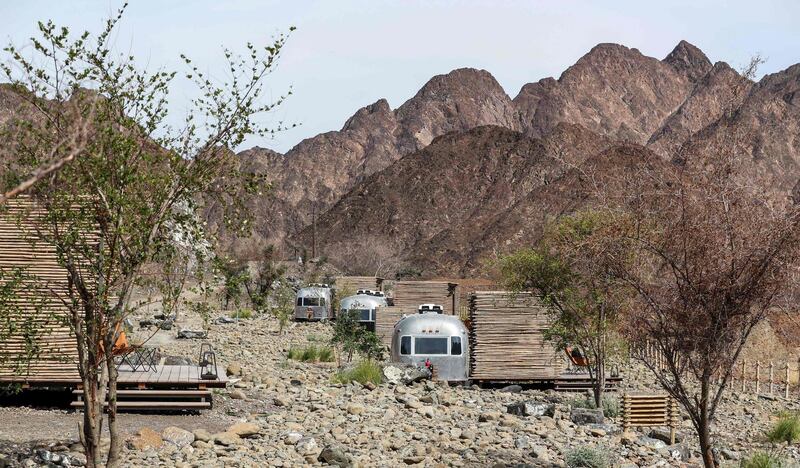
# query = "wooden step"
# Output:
<box><xmin>70</xmin><ymin>400</ymin><xmax>211</xmax><ymax>409</ymax></box>
<box><xmin>72</xmin><ymin>389</ymin><xmax>211</xmax><ymax>397</ymax></box>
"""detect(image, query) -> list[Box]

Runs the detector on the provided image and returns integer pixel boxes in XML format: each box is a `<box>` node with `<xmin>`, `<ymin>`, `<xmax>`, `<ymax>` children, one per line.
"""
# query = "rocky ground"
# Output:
<box><xmin>3</xmin><ymin>311</ymin><xmax>800</xmax><ymax>467</ymax></box>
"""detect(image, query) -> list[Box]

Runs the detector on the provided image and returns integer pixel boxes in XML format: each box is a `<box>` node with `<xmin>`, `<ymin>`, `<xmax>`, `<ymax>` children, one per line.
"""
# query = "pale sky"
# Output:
<box><xmin>3</xmin><ymin>0</ymin><xmax>799</xmax><ymax>153</ymax></box>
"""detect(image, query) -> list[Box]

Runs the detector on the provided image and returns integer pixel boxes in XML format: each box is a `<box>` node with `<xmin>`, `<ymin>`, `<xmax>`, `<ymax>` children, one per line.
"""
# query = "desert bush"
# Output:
<box><xmin>740</xmin><ymin>451</ymin><xmax>785</xmax><ymax>468</ymax></box>
<box><xmin>245</xmin><ymin>245</ymin><xmax>286</xmax><ymax>311</ymax></box>
<box><xmin>287</xmin><ymin>347</ymin><xmax>302</xmax><ymax>361</ymax></box>
<box><xmin>565</xmin><ymin>446</ymin><xmax>610</xmax><ymax>468</ymax></box>
<box><xmin>234</xmin><ymin>308</ymin><xmax>254</xmax><ymax>319</ymax></box>
<box><xmin>767</xmin><ymin>413</ymin><xmax>800</xmax><ymax>444</ymax></box>
<box><xmin>332</xmin><ymin>360</ymin><xmax>382</xmax><ymax>386</ymax></box>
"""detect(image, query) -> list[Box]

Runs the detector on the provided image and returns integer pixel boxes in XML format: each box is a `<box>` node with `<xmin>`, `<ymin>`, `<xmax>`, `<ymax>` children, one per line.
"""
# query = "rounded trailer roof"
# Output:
<box><xmin>394</xmin><ymin>312</ymin><xmax>467</xmax><ymax>336</ymax></box>
<box><xmin>340</xmin><ymin>294</ymin><xmax>387</xmax><ymax>309</ymax></box>
<box><xmin>296</xmin><ymin>286</ymin><xmax>331</xmax><ymax>297</ymax></box>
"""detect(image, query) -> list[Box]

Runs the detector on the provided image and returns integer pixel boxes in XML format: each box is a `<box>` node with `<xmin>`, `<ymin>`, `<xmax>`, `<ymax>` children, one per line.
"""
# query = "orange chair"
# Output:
<box><xmin>101</xmin><ymin>323</ymin><xmax>157</xmax><ymax>372</ymax></box>
<box><xmin>565</xmin><ymin>346</ymin><xmax>590</xmax><ymax>368</ymax></box>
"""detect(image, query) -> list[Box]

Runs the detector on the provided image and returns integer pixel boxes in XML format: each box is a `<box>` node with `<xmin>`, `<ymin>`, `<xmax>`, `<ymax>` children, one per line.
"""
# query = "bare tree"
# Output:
<box><xmin>588</xmin><ymin>58</ymin><xmax>800</xmax><ymax>467</ymax></box>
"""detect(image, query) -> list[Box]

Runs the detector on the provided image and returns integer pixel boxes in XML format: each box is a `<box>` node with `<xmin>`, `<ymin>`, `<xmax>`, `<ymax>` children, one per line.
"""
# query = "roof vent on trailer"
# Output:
<box><xmin>418</xmin><ymin>304</ymin><xmax>443</xmax><ymax>314</ymax></box>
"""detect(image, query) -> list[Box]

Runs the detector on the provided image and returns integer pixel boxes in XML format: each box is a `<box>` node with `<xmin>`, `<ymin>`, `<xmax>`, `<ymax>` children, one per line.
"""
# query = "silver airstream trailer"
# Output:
<box><xmin>294</xmin><ymin>284</ymin><xmax>333</xmax><ymax>321</ymax></box>
<box><xmin>390</xmin><ymin>304</ymin><xmax>469</xmax><ymax>382</ymax></box>
<box><xmin>339</xmin><ymin>290</ymin><xmax>388</xmax><ymax>332</ymax></box>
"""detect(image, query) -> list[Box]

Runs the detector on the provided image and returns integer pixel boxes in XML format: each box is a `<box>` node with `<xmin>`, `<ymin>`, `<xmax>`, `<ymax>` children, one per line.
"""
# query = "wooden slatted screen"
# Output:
<box><xmin>622</xmin><ymin>393</ymin><xmax>680</xmax><ymax>444</ymax></box>
<box><xmin>335</xmin><ymin>276</ymin><xmax>384</xmax><ymax>293</ymax></box>
<box><xmin>0</xmin><ymin>198</ymin><xmax>83</xmax><ymax>383</ymax></box>
<box><xmin>469</xmin><ymin>291</ymin><xmax>564</xmax><ymax>380</ymax></box>
<box><xmin>393</xmin><ymin>281</ymin><xmax>459</xmax><ymax>315</ymax></box>
<box><xmin>375</xmin><ymin>306</ymin><xmax>415</xmax><ymax>349</ymax></box>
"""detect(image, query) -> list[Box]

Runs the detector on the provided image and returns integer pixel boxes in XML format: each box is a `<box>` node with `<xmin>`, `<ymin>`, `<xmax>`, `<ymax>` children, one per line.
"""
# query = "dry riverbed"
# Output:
<box><xmin>2</xmin><ymin>312</ymin><xmax>800</xmax><ymax>467</ymax></box>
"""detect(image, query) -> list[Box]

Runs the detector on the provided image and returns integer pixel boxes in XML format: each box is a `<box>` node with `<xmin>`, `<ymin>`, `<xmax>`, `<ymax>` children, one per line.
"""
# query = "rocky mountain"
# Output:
<box><xmin>3</xmin><ymin>40</ymin><xmax>797</xmax><ymax>277</ymax></box>
<box><xmin>278</xmin><ymin>42</ymin><xmax>800</xmax><ymax>276</ymax></box>
<box><xmin>233</xmin><ymin>40</ymin><xmax>758</xmax><ymax>256</ymax></box>
<box><xmin>515</xmin><ymin>42</ymin><xmax>707</xmax><ymax>145</ymax></box>
<box><xmin>229</xmin><ymin>68</ymin><xmax>521</xmax><ymax>254</ymax></box>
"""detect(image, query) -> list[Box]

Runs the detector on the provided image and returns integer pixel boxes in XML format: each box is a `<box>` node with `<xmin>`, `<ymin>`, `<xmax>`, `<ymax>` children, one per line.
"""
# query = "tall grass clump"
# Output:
<box><xmin>332</xmin><ymin>360</ymin><xmax>382</xmax><ymax>386</ymax></box>
<box><xmin>287</xmin><ymin>344</ymin><xmax>335</xmax><ymax>363</ymax></box>
<box><xmin>565</xmin><ymin>446</ymin><xmax>610</xmax><ymax>468</ymax></box>
<box><xmin>740</xmin><ymin>451</ymin><xmax>785</xmax><ymax>468</ymax></box>
<box><xmin>767</xmin><ymin>412</ymin><xmax>800</xmax><ymax>444</ymax></box>
<box><xmin>571</xmin><ymin>395</ymin><xmax>619</xmax><ymax>418</ymax></box>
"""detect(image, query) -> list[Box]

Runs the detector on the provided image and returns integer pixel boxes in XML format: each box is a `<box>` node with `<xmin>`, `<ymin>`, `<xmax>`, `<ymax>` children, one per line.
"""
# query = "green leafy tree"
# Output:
<box><xmin>0</xmin><ymin>5</ymin><xmax>293</xmax><ymax>466</ymax></box>
<box><xmin>245</xmin><ymin>245</ymin><xmax>286</xmax><ymax>312</ymax></box>
<box><xmin>499</xmin><ymin>211</ymin><xmax>630</xmax><ymax>407</ymax></box>
<box><xmin>214</xmin><ymin>256</ymin><xmax>250</xmax><ymax>311</ymax></box>
<box><xmin>270</xmin><ymin>283</ymin><xmax>295</xmax><ymax>334</ymax></box>
<box><xmin>330</xmin><ymin>308</ymin><xmax>384</xmax><ymax>363</ymax></box>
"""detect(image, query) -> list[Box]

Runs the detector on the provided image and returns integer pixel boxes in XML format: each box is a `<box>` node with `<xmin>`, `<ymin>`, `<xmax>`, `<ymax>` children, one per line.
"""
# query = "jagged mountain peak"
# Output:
<box><xmin>414</xmin><ymin>67</ymin><xmax>505</xmax><ymax>95</ymax></box>
<box><xmin>663</xmin><ymin>40</ymin><xmax>712</xmax><ymax>83</ymax></box>
<box><xmin>341</xmin><ymin>98</ymin><xmax>394</xmax><ymax>131</ymax></box>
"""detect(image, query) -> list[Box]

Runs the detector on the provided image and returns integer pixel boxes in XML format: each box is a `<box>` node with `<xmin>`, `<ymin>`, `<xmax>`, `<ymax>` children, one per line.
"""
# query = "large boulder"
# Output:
<box><xmin>382</xmin><ymin>363</ymin><xmax>431</xmax><ymax>385</ymax></box>
<box><xmin>127</xmin><ymin>428</ymin><xmax>163</xmax><ymax>450</ymax></box>
<box><xmin>161</xmin><ymin>426</ymin><xmax>194</xmax><ymax>448</ymax></box>
<box><xmin>176</xmin><ymin>329</ymin><xmax>207</xmax><ymax>339</ymax></box>
<box><xmin>569</xmin><ymin>407</ymin><xmax>604</xmax><ymax>425</ymax></box>
<box><xmin>506</xmin><ymin>400</ymin><xmax>555</xmax><ymax>417</ymax></box>
<box><xmin>226</xmin><ymin>361</ymin><xmax>243</xmax><ymax>377</ymax></box>
<box><xmin>318</xmin><ymin>446</ymin><xmax>353</xmax><ymax>467</ymax></box>
<box><xmin>227</xmin><ymin>422</ymin><xmax>260</xmax><ymax>438</ymax></box>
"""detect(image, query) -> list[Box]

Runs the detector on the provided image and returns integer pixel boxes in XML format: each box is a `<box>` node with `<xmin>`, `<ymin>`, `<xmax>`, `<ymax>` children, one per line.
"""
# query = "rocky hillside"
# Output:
<box><xmin>295</xmin><ymin>126</ymin><xmax>671</xmax><ymax>276</ymax></box>
<box><xmin>278</xmin><ymin>42</ymin><xmax>800</xmax><ymax>276</ymax></box>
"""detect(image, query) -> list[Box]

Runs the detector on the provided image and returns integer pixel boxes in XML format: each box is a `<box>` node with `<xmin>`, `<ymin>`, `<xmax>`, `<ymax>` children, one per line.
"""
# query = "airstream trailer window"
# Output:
<box><xmin>304</xmin><ymin>297</ymin><xmax>320</xmax><ymax>307</ymax></box>
<box><xmin>358</xmin><ymin>309</ymin><xmax>371</xmax><ymax>321</ymax></box>
<box><xmin>451</xmin><ymin>336</ymin><xmax>462</xmax><ymax>355</ymax></box>
<box><xmin>400</xmin><ymin>336</ymin><xmax>411</xmax><ymax>355</ymax></box>
<box><xmin>414</xmin><ymin>337</ymin><xmax>448</xmax><ymax>355</ymax></box>
<box><xmin>296</xmin><ymin>297</ymin><xmax>303</xmax><ymax>306</ymax></box>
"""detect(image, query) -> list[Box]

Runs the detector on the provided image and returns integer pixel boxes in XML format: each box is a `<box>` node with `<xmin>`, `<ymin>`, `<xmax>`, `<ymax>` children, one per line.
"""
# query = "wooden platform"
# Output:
<box><xmin>115</xmin><ymin>364</ymin><xmax>228</xmax><ymax>388</ymax></box>
<box><xmin>4</xmin><ymin>364</ymin><xmax>228</xmax><ymax>388</ymax></box>
<box><xmin>70</xmin><ymin>365</ymin><xmax>226</xmax><ymax>411</ymax></box>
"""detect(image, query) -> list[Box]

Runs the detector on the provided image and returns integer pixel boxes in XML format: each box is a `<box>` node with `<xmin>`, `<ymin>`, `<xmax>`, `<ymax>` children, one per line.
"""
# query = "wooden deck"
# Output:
<box><xmin>115</xmin><ymin>364</ymin><xmax>228</xmax><ymax>388</ymax></box>
<box><xmin>3</xmin><ymin>364</ymin><xmax>228</xmax><ymax>389</ymax></box>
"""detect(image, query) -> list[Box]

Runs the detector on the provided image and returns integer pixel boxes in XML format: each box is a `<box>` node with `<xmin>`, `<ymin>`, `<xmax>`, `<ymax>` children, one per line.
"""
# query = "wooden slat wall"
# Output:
<box><xmin>0</xmin><ymin>199</ymin><xmax>82</xmax><ymax>383</ymax></box>
<box><xmin>393</xmin><ymin>281</ymin><xmax>459</xmax><ymax>315</ymax></box>
<box><xmin>335</xmin><ymin>276</ymin><xmax>384</xmax><ymax>293</ymax></box>
<box><xmin>469</xmin><ymin>291</ymin><xmax>564</xmax><ymax>380</ymax></box>
<box><xmin>375</xmin><ymin>306</ymin><xmax>415</xmax><ymax>349</ymax></box>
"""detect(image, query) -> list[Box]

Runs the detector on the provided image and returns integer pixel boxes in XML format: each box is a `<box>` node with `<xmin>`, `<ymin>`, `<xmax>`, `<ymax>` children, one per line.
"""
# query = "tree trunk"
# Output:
<box><xmin>106</xmin><ymin>359</ymin><xmax>122</xmax><ymax>467</ymax></box>
<box><xmin>698</xmin><ymin>378</ymin><xmax>717</xmax><ymax>468</ymax></box>
<box><xmin>699</xmin><ymin>418</ymin><xmax>716</xmax><ymax>468</ymax></box>
<box><xmin>593</xmin><ymin>358</ymin><xmax>605</xmax><ymax>408</ymax></box>
<box><xmin>81</xmin><ymin>355</ymin><xmax>105</xmax><ymax>468</ymax></box>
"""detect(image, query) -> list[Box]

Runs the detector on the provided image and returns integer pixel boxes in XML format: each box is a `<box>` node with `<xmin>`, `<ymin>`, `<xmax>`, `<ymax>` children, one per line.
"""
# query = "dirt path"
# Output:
<box><xmin>0</xmin><ymin>401</ymin><xmax>237</xmax><ymax>445</ymax></box>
